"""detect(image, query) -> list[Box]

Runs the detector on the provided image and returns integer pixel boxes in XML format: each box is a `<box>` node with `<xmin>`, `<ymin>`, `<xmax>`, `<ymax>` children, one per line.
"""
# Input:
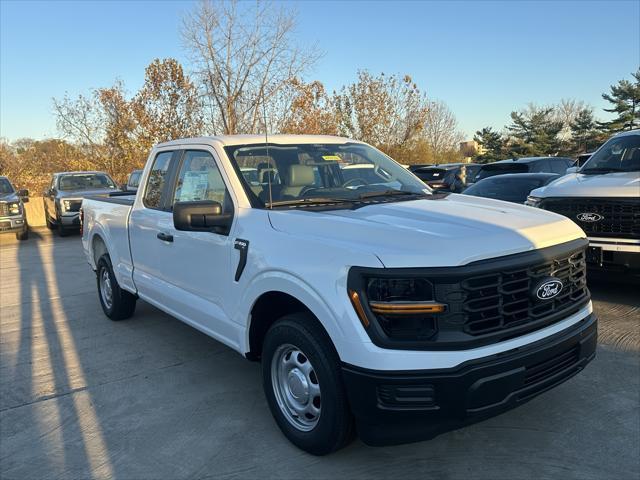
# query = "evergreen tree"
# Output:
<box><xmin>600</xmin><ymin>69</ymin><xmax>640</xmax><ymax>132</ymax></box>
<box><xmin>570</xmin><ymin>108</ymin><xmax>603</xmax><ymax>153</ymax></box>
<box><xmin>473</xmin><ymin>127</ymin><xmax>506</xmax><ymax>161</ymax></box>
<box><xmin>506</xmin><ymin>105</ymin><xmax>564</xmax><ymax>157</ymax></box>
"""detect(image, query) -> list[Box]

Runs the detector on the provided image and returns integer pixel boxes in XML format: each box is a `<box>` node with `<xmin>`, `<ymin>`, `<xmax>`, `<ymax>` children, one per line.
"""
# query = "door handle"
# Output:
<box><xmin>156</xmin><ymin>232</ymin><xmax>174</xmax><ymax>243</ymax></box>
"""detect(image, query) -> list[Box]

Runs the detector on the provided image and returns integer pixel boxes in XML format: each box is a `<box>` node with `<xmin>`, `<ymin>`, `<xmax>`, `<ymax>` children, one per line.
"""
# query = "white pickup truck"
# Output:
<box><xmin>82</xmin><ymin>135</ymin><xmax>597</xmax><ymax>455</ymax></box>
<box><xmin>527</xmin><ymin>129</ymin><xmax>640</xmax><ymax>274</ymax></box>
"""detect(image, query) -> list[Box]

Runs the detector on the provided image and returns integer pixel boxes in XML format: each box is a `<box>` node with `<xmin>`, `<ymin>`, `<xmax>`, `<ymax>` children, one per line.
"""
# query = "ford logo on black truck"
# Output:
<box><xmin>576</xmin><ymin>212</ymin><xmax>603</xmax><ymax>222</ymax></box>
<box><xmin>534</xmin><ymin>278</ymin><xmax>563</xmax><ymax>300</ymax></box>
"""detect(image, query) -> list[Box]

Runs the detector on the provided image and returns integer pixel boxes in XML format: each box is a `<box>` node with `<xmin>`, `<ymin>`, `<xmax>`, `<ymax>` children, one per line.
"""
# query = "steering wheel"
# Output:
<box><xmin>342</xmin><ymin>178</ymin><xmax>368</xmax><ymax>188</ymax></box>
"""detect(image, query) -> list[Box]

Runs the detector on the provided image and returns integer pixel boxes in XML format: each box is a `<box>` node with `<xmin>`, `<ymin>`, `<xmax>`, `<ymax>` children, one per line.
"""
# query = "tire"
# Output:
<box><xmin>262</xmin><ymin>313</ymin><xmax>354</xmax><ymax>455</ymax></box>
<box><xmin>45</xmin><ymin>210</ymin><xmax>54</xmax><ymax>230</ymax></box>
<box><xmin>16</xmin><ymin>228</ymin><xmax>28</xmax><ymax>241</ymax></box>
<box><xmin>96</xmin><ymin>254</ymin><xmax>136</xmax><ymax>321</ymax></box>
<box><xmin>57</xmin><ymin>218</ymin><xmax>69</xmax><ymax>237</ymax></box>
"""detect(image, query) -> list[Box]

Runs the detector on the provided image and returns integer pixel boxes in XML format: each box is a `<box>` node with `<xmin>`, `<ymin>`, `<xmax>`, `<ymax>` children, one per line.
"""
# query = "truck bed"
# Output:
<box><xmin>86</xmin><ymin>191</ymin><xmax>136</xmax><ymax>206</ymax></box>
<box><xmin>82</xmin><ymin>193</ymin><xmax>136</xmax><ymax>294</ymax></box>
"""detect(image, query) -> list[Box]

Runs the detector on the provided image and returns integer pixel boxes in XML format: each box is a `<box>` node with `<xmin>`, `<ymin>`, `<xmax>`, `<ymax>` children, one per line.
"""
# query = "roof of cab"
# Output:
<box><xmin>156</xmin><ymin>134</ymin><xmax>360</xmax><ymax>148</ymax></box>
<box><xmin>613</xmin><ymin>128</ymin><xmax>639</xmax><ymax>138</ymax></box>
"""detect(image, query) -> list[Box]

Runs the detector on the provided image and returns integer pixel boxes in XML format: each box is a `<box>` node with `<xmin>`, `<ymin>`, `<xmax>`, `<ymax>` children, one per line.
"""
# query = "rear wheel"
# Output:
<box><xmin>16</xmin><ymin>227</ymin><xmax>28</xmax><ymax>241</ymax></box>
<box><xmin>262</xmin><ymin>313</ymin><xmax>354</xmax><ymax>455</ymax></box>
<box><xmin>96</xmin><ymin>254</ymin><xmax>136</xmax><ymax>320</ymax></box>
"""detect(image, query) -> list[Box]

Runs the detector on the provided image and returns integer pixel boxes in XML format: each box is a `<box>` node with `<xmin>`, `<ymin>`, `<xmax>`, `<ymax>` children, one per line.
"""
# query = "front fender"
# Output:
<box><xmin>236</xmin><ymin>270</ymin><xmax>369</xmax><ymax>359</ymax></box>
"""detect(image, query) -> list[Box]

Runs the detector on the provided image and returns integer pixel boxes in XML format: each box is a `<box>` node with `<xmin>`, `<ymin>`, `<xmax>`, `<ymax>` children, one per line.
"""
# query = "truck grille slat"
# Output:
<box><xmin>437</xmin><ymin>248</ymin><xmax>589</xmax><ymax>337</ymax></box>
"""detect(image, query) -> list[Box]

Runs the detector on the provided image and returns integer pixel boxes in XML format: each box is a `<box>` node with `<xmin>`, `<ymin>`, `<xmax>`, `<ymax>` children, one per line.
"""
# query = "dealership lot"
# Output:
<box><xmin>0</xmin><ymin>230</ymin><xmax>638</xmax><ymax>479</ymax></box>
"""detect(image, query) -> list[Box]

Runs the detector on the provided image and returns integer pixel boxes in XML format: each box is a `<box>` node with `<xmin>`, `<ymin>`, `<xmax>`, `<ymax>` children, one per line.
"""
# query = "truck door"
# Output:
<box><xmin>132</xmin><ymin>148</ymin><xmax>237</xmax><ymax>346</ymax></box>
<box><xmin>129</xmin><ymin>149</ymin><xmax>178</xmax><ymax>305</ymax></box>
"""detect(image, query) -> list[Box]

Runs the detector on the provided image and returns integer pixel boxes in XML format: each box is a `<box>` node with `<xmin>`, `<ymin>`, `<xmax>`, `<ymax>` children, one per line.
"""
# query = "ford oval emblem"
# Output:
<box><xmin>576</xmin><ymin>212</ymin><xmax>603</xmax><ymax>223</ymax></box>
<box><xmin>534</xmin><ymin>278</ymin><xmax>563</xmax><ymax>301</ymax></box>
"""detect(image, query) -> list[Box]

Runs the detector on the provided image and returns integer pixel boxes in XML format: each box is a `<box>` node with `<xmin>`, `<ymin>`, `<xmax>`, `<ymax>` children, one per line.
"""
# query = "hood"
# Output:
<box><xmin>268</xmin><ymin>194</ymin><xmax>585</xmax><ymax>268</ymax></box>
<box><xmin>57</xmin><ymin>188</ymin><xmax>119</xmax><ymax>199</ymax></box>
<box><xmin>0</xmin><ymin>192</ymin><xmax>19</xmax><ymax>202</ymax></box>
<box><xmin>532</xmin><ymin>171</ymin><xmax>640</xmax><ymax>198</ymax></box>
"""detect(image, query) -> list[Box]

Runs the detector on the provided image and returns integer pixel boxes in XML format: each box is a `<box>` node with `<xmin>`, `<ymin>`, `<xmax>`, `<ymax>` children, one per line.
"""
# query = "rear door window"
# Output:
<box><xmin>143</xmin><ymin>151</ymin><xmax>174</xmax><ymax>210</ymax></box>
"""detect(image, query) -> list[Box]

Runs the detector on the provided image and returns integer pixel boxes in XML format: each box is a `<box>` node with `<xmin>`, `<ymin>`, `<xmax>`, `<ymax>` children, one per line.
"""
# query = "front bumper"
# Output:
<box><xmin>0</xmin><ymin>216</ymin><xmax>27</xmax><ymax>234</ymax></box>
<box><xmin>60</xmin><ymin>212</ymin><xmax>81</xmax><ymax>227</ymax></box>
<box><xmin>587</xmin><ymin>237</ymin><xmax>640</xmax><ymax>273</ymax></box>
<box><xmin>342</xmin><ymin>312</ymin><xmax>597</xmax><ymax>446</ymax></box>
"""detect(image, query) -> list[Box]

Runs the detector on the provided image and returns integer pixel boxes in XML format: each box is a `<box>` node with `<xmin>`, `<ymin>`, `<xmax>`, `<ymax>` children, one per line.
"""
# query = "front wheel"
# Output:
<box><xmin>57</xmin><ymin>219</ymin><xmax>70</xmax><ymax>237</ymax></box>
<box><xmin>96</xmin><ymin>254</ymin><xmax>136</xmax><ymax>320</ymax></box>
<box><xmin>262</xmin><ymin>314</ymin><xmax>354</xmax><ymax>455</ymax></box>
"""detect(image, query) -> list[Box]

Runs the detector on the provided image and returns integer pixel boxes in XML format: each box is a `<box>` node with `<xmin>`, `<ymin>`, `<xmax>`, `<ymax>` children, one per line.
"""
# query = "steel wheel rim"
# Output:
<box><xmin>99</xmin><ymin>269</ymin><xmax>113</xmax><ymax>309</ymax></box>
<box><xmin>271</xmin><ymin>343</ymin><xmax>321</xmax><ymax>431</ymax></box>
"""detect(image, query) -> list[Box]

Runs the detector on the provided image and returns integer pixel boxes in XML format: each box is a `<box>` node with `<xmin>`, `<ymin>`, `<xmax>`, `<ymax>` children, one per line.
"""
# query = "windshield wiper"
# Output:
<box><xmin>266</xmin><ymin>197</ymin><xmax>356</xmax><ymax>208</ymax></box>
<box><xmin>580</xmin><ymin>167</ymin><xmax>625</xmax><ymax>174</ymax></box>
<box><xmin>355</xmin><ymin>190</ymin><xmax>426</xmax><ymax>200</ymax></box>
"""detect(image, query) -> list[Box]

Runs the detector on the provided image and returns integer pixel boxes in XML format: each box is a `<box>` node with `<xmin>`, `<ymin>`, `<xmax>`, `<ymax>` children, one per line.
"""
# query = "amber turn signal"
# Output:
<box><xmin>349</xmin><ymin>290</ymin><xmax>370</xmax><ymax>328</ymax></box>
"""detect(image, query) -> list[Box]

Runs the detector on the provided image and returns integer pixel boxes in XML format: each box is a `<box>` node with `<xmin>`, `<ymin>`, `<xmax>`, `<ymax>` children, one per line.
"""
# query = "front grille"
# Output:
<box><xmin>541</xmin><ymin>197</ymin><xmax>640</xmax><ymax>239</ymax></box>
<box><xmin>0</xmin><ymin>203</ymin><xmax>7</xmax><ymax>216</ymax></box>
<box><xmin>436</xmin><ymin>244</ymin><xmax>589</xmax><ymax>340</ymax></box>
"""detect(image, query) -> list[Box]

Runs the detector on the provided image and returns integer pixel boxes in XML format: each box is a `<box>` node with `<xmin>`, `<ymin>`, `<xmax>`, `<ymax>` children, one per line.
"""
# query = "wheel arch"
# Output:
<box><xmin>244</xmin><ymin>280</ymin><xmax>348</xmax><ymax>362</ymax></box>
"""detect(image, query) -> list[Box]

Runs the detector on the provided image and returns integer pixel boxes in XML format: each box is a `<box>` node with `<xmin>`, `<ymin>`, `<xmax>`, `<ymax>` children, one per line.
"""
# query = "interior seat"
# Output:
<box><xmin>280</xmin><ymin>165</ymin><xmax>315</xmax><ymax>199</ymax></box>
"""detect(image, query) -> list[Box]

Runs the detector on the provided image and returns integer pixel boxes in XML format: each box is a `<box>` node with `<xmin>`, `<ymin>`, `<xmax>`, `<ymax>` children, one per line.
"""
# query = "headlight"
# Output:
<box><xmin>349</xmin><ymin>275</ymin><xmax>446</xmax><ymax>341</ymax></box>
<box><xmin>62</xmin><ymin>200</ymin><xmax>71</xmax><ymax>211</ymax></box>
<box><xmin>525</xmin><ymin>196</ymin><xmax>543</xmax><ymax>208</ymax></box>
<box><xmin>8</xmin><ymin>202</ymin><xmax>21</xmax><ymax>215</ymax></box>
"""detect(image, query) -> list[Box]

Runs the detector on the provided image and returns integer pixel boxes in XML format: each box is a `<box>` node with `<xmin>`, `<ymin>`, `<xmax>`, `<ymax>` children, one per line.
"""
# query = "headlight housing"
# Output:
<box><xmin>62</xmin><ymin>200</ymin><xmax>72</xmax><ymax>211</ymax></box>
<box><xmin>525</xmin><ymin>196</ymin><xmax>543</xmax><ymax>208</ymax></box>
<box><xmin>8</xmin><ymin>202</ymin><xmax>21</xmax><ymax>216</ymax></box>
<box><xmin>348</xmin><ymin>272</ymin><xmax>446</xmax><ymax>344</ymax></box>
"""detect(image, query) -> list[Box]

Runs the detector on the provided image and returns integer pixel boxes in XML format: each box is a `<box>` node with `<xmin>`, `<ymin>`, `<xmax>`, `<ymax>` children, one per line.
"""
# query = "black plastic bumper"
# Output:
<box><xmin>342</xmin><ymin>313</ymin><xmax>597</xmax><ymax>446</ymax></box>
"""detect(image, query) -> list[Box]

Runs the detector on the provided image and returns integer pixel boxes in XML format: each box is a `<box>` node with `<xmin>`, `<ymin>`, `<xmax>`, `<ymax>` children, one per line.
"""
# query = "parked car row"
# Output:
<box><xmin>405</xmin><ymin>134</ymin><xmax>639</xmax><ymax>274</ymax></box>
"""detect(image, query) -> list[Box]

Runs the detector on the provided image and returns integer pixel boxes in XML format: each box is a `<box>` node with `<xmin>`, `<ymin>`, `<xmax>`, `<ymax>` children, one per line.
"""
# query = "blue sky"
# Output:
<box><xmin>1</xmin><ymin>0</ymin><xmax>638</xmax><ymax>141</ymax></box>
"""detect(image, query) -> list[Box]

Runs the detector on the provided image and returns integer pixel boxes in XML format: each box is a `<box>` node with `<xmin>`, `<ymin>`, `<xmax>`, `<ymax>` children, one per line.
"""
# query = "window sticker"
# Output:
<box><xmin>180</xmin><ymin>171</ymin><xmax>209</xmax><ymax>201</ymax></box>
<box><xmin>322</xmin><ymin>155</ymin><xmax>341</xmax><ymax>161</ymax></box>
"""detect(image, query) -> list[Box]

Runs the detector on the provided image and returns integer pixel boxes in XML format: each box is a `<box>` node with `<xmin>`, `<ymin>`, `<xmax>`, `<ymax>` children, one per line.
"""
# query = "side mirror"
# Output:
<box><xmin>18</xmin><ymin>189</ymin><xmax>29</xmax><ymax>202</ymax></box>
<box><xmin>173</xmin><ymin>200</ymin><xmax>232</xmax><ymax>235</ymax></box>
<box><xmin>565</xmin><ymin>166</ymin><xmax>578</xmax><ymax>174</ymax></box>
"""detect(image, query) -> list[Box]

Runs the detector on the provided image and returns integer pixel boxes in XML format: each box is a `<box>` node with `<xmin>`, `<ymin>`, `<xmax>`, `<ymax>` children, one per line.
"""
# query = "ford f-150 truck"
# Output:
<box><xmin>527</xmin><ymin>129</ymin><xmax>640</xmax><ymax>274</ymax></box>
<box><xmin>82</xmin><ymin>135</ymin><xmax>597</xmax><ymax>455</ymax></box>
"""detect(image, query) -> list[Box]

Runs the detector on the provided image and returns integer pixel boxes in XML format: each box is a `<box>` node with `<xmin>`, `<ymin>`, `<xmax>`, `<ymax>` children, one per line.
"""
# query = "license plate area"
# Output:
<box><xmin>586</xmin><ymin>246</ymin><xmax>603</xmax><ymax>265</ymax></box>
<box><xmin>0</xmin><ymin>221</ymin><xmax>11</xmax><ymax>231</ymax></box>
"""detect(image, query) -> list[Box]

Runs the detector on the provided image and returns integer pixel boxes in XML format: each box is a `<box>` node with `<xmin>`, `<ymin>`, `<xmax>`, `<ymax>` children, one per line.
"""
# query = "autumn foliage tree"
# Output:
<box><xmin>280</xmin><ymin>79</ymin><xmax>337</xmax><ymax>135</ymax></box>
<box><xmin>132</xmin><ymin>58</ymin><xmax>204</xmax><ymax>146</ymax></box>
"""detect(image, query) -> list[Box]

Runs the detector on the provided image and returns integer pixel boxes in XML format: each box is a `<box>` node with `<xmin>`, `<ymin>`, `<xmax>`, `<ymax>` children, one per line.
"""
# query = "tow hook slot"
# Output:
<box><xmin>234</xmin><ymin>238</ymin><xmax>249</xmax><ymax>281</ymax></box>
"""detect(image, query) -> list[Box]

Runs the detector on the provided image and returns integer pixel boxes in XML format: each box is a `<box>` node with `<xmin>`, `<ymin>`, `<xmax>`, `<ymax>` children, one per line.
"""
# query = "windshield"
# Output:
<box><xmin>415</xmin><ymin>168</ymin><xmax>450</xmax><ymax>182</ymax></box>
<box><xmin>225</xmin><ymin>143</ymin><xmax>430</xmax><ymax>208</ymax></box>
<box><xmin>581</xmin><ymin>134</ymin><xmax>640</xmax><ymax>173</ymax></box>
<box><xmin>464</xmin><ymin>176</ymin><xmax>556</xmax><ymax>203</ymax></box>
<box><xmin>476</xmin><ymin>163</ymin><xmax>528</xmax><ymax>181</ymax></box>
<box><xmin>58</xmin><ymin>173</ymin><xmax>117</xmax><ymax>191</ymax></box>
<box><xmin>0</xmin><ymin>178</ymin><xmax>15</xmax><ymax>194</ymax></box>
